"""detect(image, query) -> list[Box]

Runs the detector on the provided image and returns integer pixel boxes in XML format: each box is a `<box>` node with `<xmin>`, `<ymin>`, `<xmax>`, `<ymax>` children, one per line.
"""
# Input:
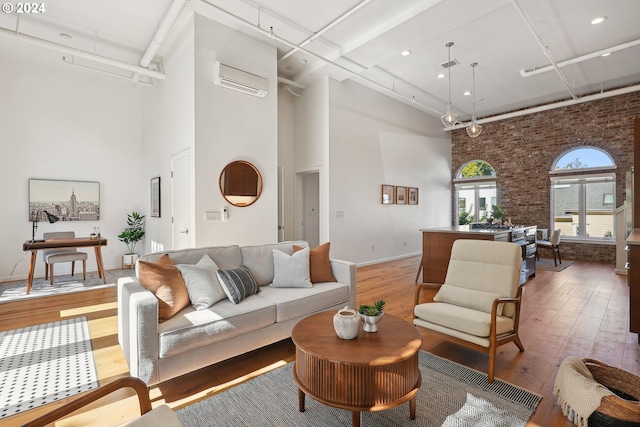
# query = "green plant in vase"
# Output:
<box><xmin>118</xmin><ymin>211</ymin><xmax>145</xmax><ymax>268</ymax></box>
<box><xmin>358</xmin><ymin>299</ymin><xmax>385</xmax><ymax>332</ymax></box>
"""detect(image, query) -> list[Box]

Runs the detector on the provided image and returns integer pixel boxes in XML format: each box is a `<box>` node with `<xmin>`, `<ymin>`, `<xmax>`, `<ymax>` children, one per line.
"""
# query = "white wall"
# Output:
<box><xmin>141</xmin><ymin>16</ymin><xmax>196</xmax><ymax>252</ymax></box>
<box><xmin>0</xmin><ymin>56</ymin><xmax>142</xmax><ymax>281</ymax></box>
<box><xmin>328</xmin><ymin>79</ymin><xmax>451</xmax><ymax>264</ymax></box>
<box><xmin>191</xmin><ymin>14</ymin><xmax>278</xmax><ymax>246</ymax></box>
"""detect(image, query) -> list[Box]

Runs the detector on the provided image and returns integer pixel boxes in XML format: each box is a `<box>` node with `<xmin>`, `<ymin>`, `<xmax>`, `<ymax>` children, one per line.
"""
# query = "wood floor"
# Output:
<box><xmin>1</xmin><ymin>256</ymin><xmax>637</xmax><ymax>427</ymax></box>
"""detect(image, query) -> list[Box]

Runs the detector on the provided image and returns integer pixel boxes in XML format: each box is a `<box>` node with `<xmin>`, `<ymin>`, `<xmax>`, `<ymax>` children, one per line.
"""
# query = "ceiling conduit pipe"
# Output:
<box><xmin>0</xmin><ymin>26</ymin><xmax>166</xmax><ymax>80</ymax></box>
<box><xmin>278</xmin><ymin>0</ymin><xmax>372</xmax><ymax>63</ymax></box>
<box><xmin>521</xmin><ymin>38</ymin><xmax>640</xmax><ymax>77</ymax></box>
<box><xmin>511</xmin><ymin>0</ymin><xmax>577</xmax><ymax>100</ymax></box>
<box><xmin>198</xmin><ymin>0</ymin><xmax>444</xmax><ymax>116</ymax></box>
<box><xmin>139</xmin><ymin>0</ymin><xmax>190</xmax><ymax>67</ymax></box>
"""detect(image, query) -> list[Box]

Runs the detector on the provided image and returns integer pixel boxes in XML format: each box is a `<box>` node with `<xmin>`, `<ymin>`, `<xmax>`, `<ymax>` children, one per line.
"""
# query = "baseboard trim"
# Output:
<box><xmin>356</xmin><ymin>252</ymin><xmax>421</xmax><ymax>267</ymax></box>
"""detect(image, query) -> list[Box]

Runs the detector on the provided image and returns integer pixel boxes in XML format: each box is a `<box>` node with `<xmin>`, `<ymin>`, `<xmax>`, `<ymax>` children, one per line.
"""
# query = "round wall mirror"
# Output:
<box><xmin>219</xmin><ymin>160</ymin><xmax>263</xmax><ymax>207</ymax></box>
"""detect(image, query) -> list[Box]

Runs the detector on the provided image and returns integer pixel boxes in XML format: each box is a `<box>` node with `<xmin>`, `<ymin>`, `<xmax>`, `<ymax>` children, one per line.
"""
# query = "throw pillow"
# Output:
<box><xmin>176</xmin><ymin>254</ymin><xmax>226</xmax><ymax>310</ymax></box>
<box><xmin>433</xmin><ymin>284</ymin><xmax>506</xmax><ymax>315</ymax></box>
<box><xmin>270</xmin><ymin>248</ymin><xmax>312</xmax><ymax>288</ymax></box>
<box><xmin>138</xmin><ymin>254</ymin><xmax>190</xmax><ymax>322</ymax></box>
<box><xmin>216</xmin><ymin>266</ymin><xmax>260</xmax><ymax>304</ymax></box>
<box><xmin>293</xmin><ymin>242</ymin><xmax>337</xmax><ymax>283</ymax></box>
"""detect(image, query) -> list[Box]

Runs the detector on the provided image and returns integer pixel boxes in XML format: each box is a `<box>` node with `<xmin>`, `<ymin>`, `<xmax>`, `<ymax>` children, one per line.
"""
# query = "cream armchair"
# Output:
<box><xmin>413</xmin><ymin>239</ymin><xmax>524</xmax><ymax>383</ymax></box>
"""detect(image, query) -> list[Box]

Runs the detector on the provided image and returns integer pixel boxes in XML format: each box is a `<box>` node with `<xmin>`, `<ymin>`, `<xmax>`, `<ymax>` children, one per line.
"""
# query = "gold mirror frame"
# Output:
<box><xmin>219</xmin><ymin>160</ymin><xmax>263</xmax><ymax>207</ymax></box>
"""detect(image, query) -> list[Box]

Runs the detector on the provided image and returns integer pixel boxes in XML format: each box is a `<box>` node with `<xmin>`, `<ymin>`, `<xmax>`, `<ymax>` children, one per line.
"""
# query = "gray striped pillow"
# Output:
<box><xmin>216</xmin><ymin>266</ymin><xmax>260</xmax><ymax>304</ymax></box>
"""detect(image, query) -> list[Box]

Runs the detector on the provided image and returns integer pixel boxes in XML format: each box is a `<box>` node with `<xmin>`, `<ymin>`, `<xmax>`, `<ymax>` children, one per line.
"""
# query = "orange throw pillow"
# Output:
<box><xmin>293</xmin><ymin>242</ymin><xmax>337</xmax><ymax>284</ymax></box>
<box><xmin>138</xmin><ymin>254</ymin><xmax>190</xmax><ymax>322</ymax></box>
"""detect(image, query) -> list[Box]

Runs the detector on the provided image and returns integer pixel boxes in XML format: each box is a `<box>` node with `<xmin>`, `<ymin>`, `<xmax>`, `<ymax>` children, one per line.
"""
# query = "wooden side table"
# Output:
<box><xmin>291</xmin><ymin>311</ymin><xmax>422</xmax><ymax>427</ymax></box>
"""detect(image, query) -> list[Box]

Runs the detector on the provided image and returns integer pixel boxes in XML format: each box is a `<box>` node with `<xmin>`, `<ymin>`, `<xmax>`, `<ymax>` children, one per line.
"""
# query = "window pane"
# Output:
<box><xmin>555</xmin><ymin>148</ymin><xmax>614</xmax><ymax>170</ymax></box>
<box><xmin>586</xmin><ymin>181</ymin><xmax>615</xmax><ymax>239</ymax></box>
<box><xmin>553</xmin><ymin>183</ymin><xmax>579</xmax><ymax>237</ymax></box>
<box><xmin>458</xmin><ymin>188</ymin><xmax>475</xmax><ymax>224</ymax></box>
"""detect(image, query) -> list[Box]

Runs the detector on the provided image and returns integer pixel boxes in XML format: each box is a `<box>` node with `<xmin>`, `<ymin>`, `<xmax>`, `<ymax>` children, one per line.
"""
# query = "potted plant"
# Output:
<box><xmin>358</xmin><ymin>299</ymin><xmax>385</xmax><ymax>332</ymax></box>
<box><xmin>118</xmin><ymin>211</ymin><xmax>145</xmax><ymax>267</ymax></box>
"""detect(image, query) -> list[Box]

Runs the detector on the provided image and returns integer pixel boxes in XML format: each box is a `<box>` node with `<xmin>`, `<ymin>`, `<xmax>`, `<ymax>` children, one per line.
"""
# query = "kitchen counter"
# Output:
<box><xmin>419</xmin><ymin>225</ymin><xmax>536</xmax><ymax>285</ymax></box>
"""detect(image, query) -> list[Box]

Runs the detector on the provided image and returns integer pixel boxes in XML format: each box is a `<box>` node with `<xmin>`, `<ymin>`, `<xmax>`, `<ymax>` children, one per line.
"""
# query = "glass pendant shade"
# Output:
<box><xmin>441</xmin><ymin>42</ymin><xmax>457</xmax><ymax>128</ymax></box>
<box><xmin>466</xmin><ymin>118</ymin><xmax>482</xmax><ymax>138</ymax></box>
<box><xmin>466</xmin><ymin>62</ymin><xmax>481</xmax><ymax>138</ymax></box>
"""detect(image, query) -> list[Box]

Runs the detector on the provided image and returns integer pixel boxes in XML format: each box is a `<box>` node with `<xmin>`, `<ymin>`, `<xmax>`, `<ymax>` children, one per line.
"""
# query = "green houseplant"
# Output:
<box><xmin>118</xmin><ymin>211</ymin><xmax>145</xmax><ymax>256</ymax></box>
<box><xmin>358</xmin><ymin>299</ymin><xmax>385</xmax><ymax>332</ymax></box>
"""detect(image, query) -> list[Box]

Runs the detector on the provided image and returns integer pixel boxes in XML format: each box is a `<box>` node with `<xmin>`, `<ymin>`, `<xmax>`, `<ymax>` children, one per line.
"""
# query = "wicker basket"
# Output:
<box><xmin>583</xmin><ymin>358</ymin><xmax>640</xmax><ymax>426</ymax></box>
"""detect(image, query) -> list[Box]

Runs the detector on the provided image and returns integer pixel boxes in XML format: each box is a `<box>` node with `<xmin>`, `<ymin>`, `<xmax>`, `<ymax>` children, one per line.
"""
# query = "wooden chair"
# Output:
<box><xmin>42</xmin><ymin>231</ymin><xmax>87</xmax><ymax>285</ymax></box>
<box><xmin>536</xmin><ymin>228</ymin><xmax>562</xmax><ymax>266</ymax></box>
<box><xmin>21</xmin><ymin>376</ymin><xmax>183</xmax><ymax>427</ymax></box>
<box><xmin>413</xmin><ymin>239</ymin><xmax>524</xmax><ymax>383</ymax></box>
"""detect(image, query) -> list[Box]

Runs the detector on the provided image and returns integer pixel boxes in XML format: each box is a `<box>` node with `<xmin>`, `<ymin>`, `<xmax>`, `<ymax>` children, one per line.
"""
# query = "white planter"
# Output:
<box><xmin>122</xmin><ymin>253</ymin><xmax>139</xmax><ymax>269</ymax></box>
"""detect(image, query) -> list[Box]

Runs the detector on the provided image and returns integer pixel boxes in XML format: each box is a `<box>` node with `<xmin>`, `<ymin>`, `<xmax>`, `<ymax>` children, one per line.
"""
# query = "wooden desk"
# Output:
<box><xmin>22</xmin><ymin>237</ymin><xmax>108</xmax><ymax>294</ymax></box>
<box><xmin>291</xmin><ymin>311</ymin><xmax>422</xmax><ymax>427</ymax></box>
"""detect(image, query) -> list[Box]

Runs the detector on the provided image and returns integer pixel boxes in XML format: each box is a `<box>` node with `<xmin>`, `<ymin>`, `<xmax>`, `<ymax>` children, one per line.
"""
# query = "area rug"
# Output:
<box><xmin>0</xmin><ymin>269</ymin><xmax>136</xmax><ymax>303</ymax></box>
<box><xmin>536</xmin><ymin>258</ymin><xmax>574</xmax><ymax>272</ymax></box>
<box><xmin>0</xmin><ymin>316</ymin><xmax>99</xmax><ymax>419</ymax></box>
<box><xmin>177</xmin><ymin>351</ymin><xmax>542</xmax><ymax>427</ymax></box>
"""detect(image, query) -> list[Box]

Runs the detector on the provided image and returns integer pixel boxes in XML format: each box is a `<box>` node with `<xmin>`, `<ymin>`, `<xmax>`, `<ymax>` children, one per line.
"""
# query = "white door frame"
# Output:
<box><xmin>171</xmin><ymin>148</ymin><xmax>193</xmax><ymax>249</ymax></box>
<box><xmin>295</xmin><ymin>167</ymin><xmax>323</xmax><ymax>244</ymax></box>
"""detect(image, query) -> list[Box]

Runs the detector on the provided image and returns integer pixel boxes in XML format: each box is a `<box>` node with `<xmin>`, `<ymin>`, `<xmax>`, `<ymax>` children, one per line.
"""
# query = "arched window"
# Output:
<box><xmin>455</xmin><ymin>160</ymin><xmax>496</xmax><ymax>225</ymax></box>
<box><xmin>550</xmin><ymin>147</ymin><xmax>616</xmax><ymax>240</ymax></box>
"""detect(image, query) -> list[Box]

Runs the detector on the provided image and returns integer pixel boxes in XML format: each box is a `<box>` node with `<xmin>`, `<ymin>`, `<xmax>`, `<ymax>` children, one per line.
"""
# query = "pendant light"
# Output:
<box><xmin>440</xmin><ymin>42</ymin><xmax>457</xmax><ymax>127</ymax></box>
<box><xmin>466</xmin><ymin>62</ymin><xmax>482</xmax><ymax>138</ymax></box>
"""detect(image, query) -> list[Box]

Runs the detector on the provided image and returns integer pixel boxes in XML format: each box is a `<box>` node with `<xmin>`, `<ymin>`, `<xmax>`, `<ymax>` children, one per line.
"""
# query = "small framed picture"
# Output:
<box><xmin>408</xmin><ymin>187</ymin><xmax>419</xmax><ymax>205</ymax></box>
<box><xmin>395</xmin><ymin>186</ymin><xmax>407</xmax><ymax>205</ymax></box>
<box><xmin>381</xmin><ymin>185</ymin><xmax>395</xmax><ymax>204</ymax></box>
<box><xmin>151</xmin><ymin>177</ymin><xmax>161</xmax><ymax>218</ymax></box>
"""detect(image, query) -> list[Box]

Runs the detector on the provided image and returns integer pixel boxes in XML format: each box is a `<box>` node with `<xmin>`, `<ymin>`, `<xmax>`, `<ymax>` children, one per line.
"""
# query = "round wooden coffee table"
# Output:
<box><xmin>291</xmin><ymin>311</ymin><xmax>423</xmax><ymax>427</ymax></box>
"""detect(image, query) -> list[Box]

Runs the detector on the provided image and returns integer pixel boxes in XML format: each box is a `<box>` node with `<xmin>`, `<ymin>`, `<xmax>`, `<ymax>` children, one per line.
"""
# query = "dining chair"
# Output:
<box><xmin>536</xmin><ymin>228</ymin><xmax>562</xmax><ymax>266</ymax></box>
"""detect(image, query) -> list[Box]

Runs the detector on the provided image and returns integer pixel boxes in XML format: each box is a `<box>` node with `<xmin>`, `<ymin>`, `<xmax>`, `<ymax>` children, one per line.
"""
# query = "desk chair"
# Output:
<box><xmin>42</xmin><ymin>231</ymin><xmax>87</xmax><ymax>285</ymax></box>
<box><xmin>536</xmin><ymin>229</ymin><xmax>562</xmax><ymax>266</ymax></box>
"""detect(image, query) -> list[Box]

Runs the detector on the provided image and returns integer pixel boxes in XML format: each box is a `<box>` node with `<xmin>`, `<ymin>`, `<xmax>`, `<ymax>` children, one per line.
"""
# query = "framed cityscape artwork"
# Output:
<box><xmin>29</xmin><ymin>178</ymin><xmax>100</xmax><ymax>221</ymax></box>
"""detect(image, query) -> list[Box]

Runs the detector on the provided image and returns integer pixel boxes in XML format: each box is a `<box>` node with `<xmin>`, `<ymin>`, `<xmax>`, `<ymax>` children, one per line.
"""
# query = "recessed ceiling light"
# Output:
<box><xmin>463</xmin><ymin>90</ymin><xmax>471</xmax><ymax>96</ymax></box>
<box><xmin>437</xmin><ymin>73</ymin><xmax>445</xmax><ymax>79</ymax></box>
<box><xmin>591</xmin><ymin>16</ymin><xmax>607</xmax><ymax>25</ymax></box>
<box><xmin>601</xmin><ymin>52</ymin><xmax>611</xmax><ymax>57</ymax></box>
<box><xmin>401</xmin><ymin>49</ymin><xmax>412</xmax><ymax>57</ymax></box>
<box><xmin>59</xmin><ymin>33</ymin><xmax>72</xmax><ymax>39</ymax></box>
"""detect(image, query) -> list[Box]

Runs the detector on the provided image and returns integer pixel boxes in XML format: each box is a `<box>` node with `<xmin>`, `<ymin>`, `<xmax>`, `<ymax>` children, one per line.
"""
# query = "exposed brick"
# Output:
<box><xmin>451</xmin><ymin>91</ymin><xmax>640</xmax><ymax>262</ymax></box>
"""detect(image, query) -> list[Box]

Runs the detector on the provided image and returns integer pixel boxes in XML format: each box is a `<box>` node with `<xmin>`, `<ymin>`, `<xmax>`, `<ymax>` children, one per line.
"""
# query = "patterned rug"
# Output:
<box><xmin>0</xmin><ymin>269</ymin><xmax>136</xmax><ymax>303</ymax></box>
<box><xmin>0</xmin><ymin>317</ymin><xmax>99</xmax><ymax>419</ymax></box>
<box><xmin>177</xmin><ymin>351</ymin><xmax>542</xmax><ymax>427</ymax></box>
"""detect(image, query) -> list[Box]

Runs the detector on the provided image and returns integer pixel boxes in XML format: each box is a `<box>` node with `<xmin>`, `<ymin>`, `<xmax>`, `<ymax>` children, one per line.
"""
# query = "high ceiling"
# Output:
<box><xmin>1</xmin><ymin>0</ymin><xmax>639</xmax><ymax>127</ymax></box>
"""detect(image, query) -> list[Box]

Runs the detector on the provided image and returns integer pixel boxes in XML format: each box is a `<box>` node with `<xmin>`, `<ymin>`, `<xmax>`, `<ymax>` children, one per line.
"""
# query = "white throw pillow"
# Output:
<box><xmin>176</xmin><ymin>254</ymin><xmax>226</xmax><ymax>310</ymax></box>
<box><xmin>270</xmin><ymin>248</ymin><xmax>312</xmax><ymax>288</ymax></box>
<box><xmin>433</xmin><ymin>284</ymin><xmax>506</xmax><ymax>315</ymax></box>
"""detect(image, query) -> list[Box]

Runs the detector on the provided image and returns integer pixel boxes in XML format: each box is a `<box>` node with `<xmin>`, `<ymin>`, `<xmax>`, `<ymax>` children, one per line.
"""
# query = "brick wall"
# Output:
<box><xmin>451</xmin><ymin>91</ymin><xmax>640</xmax><ymax>262</ymax></box>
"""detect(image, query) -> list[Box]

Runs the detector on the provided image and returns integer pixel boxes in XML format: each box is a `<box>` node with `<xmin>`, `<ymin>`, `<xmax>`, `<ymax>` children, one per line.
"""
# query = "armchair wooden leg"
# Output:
<box><xmin>514</xmin><ymin>336</ymin><xmax>525</xmax><ymax>352</ymax></box>
<box><xmin>488</xmin><ymin>346</ymin><xmax>496</xmax><ymax>384</ymax></box>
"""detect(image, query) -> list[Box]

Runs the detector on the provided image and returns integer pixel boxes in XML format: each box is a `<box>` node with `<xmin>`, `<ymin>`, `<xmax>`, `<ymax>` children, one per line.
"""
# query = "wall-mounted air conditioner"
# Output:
<box><xmin>213</xmin><ymin>61</ymin><xmax>268</xmax><ymax>98</ymax></box>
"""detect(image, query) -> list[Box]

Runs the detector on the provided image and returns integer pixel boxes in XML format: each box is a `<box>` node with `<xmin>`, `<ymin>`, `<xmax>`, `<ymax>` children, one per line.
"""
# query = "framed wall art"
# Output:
<box><xmin>29</xmin><ymin>178</ymin><xmax>100</xmax><ymax>221</ymax></box>
<box><xmin>395</xmin><ymin>186</ymin><xmax>407</xmax><ymax>205</ymax></box>
<box><xmin>381</xmin><ymin>185</ymin><xmax>395</xmax><ymax>204</ymax></box>
<box><xmin>408</xmin><ymin>187</ymin><xmax>419</xmax><ymax>205</ymax></box>
<box><xmin>151</xmin><ymin>176</ymin><xmax>161</xmax><ymax>218</ymax></box>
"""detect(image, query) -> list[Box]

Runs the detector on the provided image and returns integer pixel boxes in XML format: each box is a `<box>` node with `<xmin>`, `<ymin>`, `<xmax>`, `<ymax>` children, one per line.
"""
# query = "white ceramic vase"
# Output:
<box><xmin>333</xmin><ymin>307</ymin><xmax>360</xmax><ymax>339</ymax></box>
<box><xmin>360</xmin><ymin>312</ymin><xmax>384</xmax><ymax>332</ymax></box>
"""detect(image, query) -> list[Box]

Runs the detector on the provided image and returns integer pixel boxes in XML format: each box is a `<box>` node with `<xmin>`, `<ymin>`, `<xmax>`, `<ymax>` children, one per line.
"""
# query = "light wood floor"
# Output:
<box><xmin>1</xmin><ymin>257</ymin><xmax>637</xmax><ymax>427</ymax></box>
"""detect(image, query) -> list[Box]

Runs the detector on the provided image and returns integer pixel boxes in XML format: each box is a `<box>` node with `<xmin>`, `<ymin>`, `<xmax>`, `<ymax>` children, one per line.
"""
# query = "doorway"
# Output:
<box><xmin>171</xmin><ymin>149</ymin><xmax>192</xmax><ymax>250</ymax></box>
<box><xmin>300</xmin><ymin>171</ymin><xmax>320</xmax><ymax>248</ymax></box>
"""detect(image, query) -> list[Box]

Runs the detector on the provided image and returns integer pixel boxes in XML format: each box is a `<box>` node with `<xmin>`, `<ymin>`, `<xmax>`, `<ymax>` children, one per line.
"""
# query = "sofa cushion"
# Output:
<box><xmin>414</xmin><ymin>302</ymin><xmax>514</xmax><ymax>338</ymax></box>
<box><xmin>176</xmin><ymin>254</ymin><xmax>226</xmax><ymax>310</ymax></box>
<box><xmin>217</xmin><ymin>266</ymin><xmax>261</xmax><ymax>304</ymax></box>
<box><xmin>258</xmin><ymin>282</ymin><xmax>350</xmax><ymax>323</ymax></box>
<box><xmin>294</xmin><ymin>242</ymin><xmax>337</xmax><ymax>284</ymax></box>
<box><xmin>241</xmin><ymin>241</ymin><xmax>308</xmax><ymax>286</ymax></box>
<box><xmin>270</xmin><ymin>248</ymin><xmax>312</xmax><ymax>288</ymax></box>
<box><xmin>157</xmin><ymin>295</ymin><xmax>276</xmax><ymax>358</ymax></box>
<box><xmin>138</xmin><ymin>254</ymin><xmax>190</xmax><ymax>323</ymax></box>
<box><xmin>433</xmin><ymin>284</ymin><xmax>505</xmax><ymax>315</ymax></box>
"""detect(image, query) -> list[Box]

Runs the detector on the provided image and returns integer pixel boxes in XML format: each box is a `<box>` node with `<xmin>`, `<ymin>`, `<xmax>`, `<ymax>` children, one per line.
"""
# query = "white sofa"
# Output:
<box><xmin>117</xmin><ymin>241</ymin><xmax>356</xmax><ymax>385</ymax></box>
